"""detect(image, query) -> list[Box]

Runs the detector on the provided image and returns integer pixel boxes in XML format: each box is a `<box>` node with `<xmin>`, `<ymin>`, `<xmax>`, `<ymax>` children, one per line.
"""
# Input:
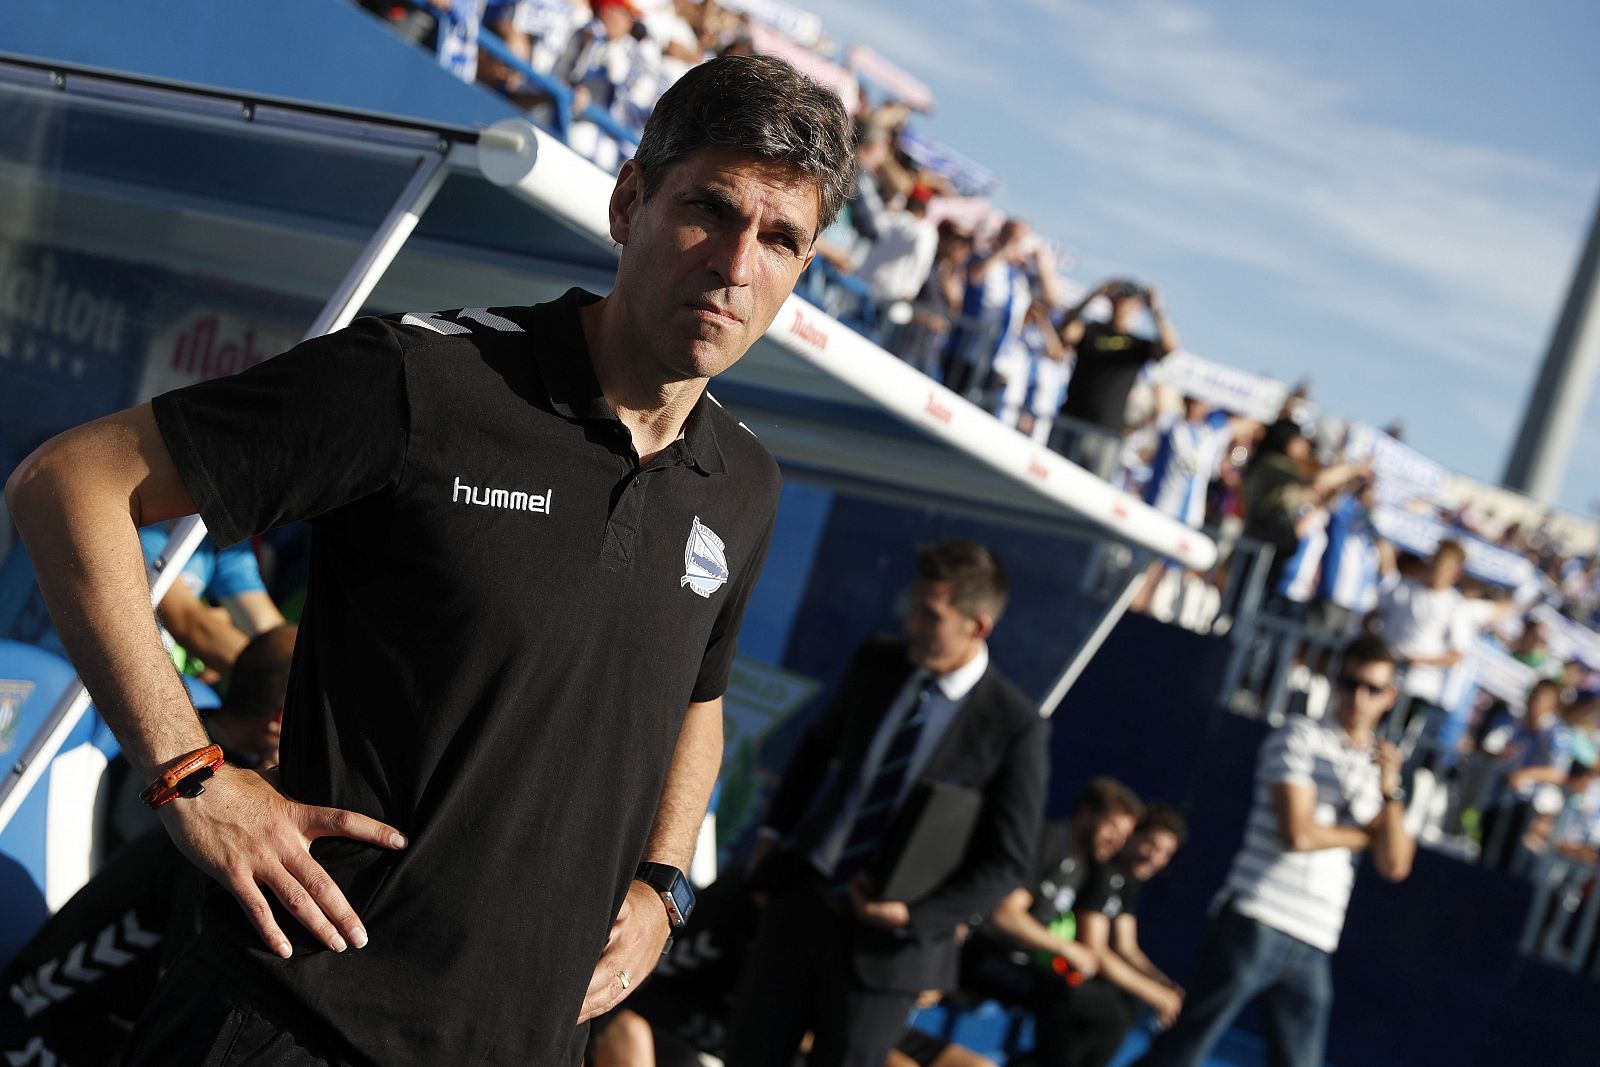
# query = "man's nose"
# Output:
<box><xmin>706</xmin><ymin>226</ymin><xmax>758</xmax><ymax>288</ymax></box>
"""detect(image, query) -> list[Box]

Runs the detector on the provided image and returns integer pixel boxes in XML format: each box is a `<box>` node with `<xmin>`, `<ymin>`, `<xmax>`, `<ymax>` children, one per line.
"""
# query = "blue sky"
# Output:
<box><xmin>799</xmin><ymin>0</ymin><xmax>1600</xmax><ymax>513</ymax></box>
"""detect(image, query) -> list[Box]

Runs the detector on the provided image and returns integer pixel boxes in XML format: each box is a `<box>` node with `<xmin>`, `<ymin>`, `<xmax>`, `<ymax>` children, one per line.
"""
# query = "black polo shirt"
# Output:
<box><xmin>150</xmin><ymin>288</ymin><xmax>780</xmax><ymax>1066</ymax></box>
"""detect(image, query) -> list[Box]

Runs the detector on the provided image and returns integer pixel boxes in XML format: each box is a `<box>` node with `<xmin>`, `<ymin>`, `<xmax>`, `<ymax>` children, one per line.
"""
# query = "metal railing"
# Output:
<box><xmin>1519</xmin><ymin>805</ymin><xmax>1600</xmax><ymax>976</ymax></box>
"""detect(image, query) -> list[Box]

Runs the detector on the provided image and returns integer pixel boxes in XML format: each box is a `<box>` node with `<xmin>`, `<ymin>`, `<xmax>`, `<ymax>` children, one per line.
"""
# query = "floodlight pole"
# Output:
<box><xmin>0</xmin><ymin>148</ymin><xmax>453</xmax><ymax>836</ymax></box>
<box><xmin>1502</xmin><ymin>189</ymin><xmax>1600</xmax><ymax>502</ymax></box>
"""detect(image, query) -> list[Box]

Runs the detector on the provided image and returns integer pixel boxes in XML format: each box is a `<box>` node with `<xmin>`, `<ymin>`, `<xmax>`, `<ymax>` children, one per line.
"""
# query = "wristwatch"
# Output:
<box><xmin>635</xmin><ymin>861</ymin><xmax>695</xmax><ymax>930</ymax></box>
<box><xmin>1383</xmin><ymin>785</ymin><xmax>1406</xmax><ymax>805</ymax></box>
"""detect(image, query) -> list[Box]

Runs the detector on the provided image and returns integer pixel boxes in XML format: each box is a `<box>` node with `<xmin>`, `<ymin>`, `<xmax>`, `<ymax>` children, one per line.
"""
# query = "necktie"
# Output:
<box><xmin>831</xmin><ymin>675</ymin><xmax>941</xmax><ymax>890</ymax></box>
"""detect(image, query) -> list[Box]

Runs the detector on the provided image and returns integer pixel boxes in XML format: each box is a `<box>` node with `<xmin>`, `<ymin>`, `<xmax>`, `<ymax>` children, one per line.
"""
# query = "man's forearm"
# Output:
<box><xmin>1286</xmin><ymin>823</ymin><xmax>1371</xmax><ymax>853</ymax></box>
<box><xmin>7</xmin><ymin>424</ymin><xmax>209</xmax><ymax>781</ymax></box>
<box><xmin>157</xmin><ymin>584</ymin><xmax>250</xmax><ymax>673</ymax></box>
<box><xmin>1097</xmin><ymin>946</ymin><xmax>1173</xmax><ymax>1006</ymax></box>
<box><xmin>1369</xmin><ymin>802</ymin><xmax>1415</xmax><ymax>882</ymax></box>
<box><xmin>1120</xmin><ymin>941</ymin><xmax>1170</xmax><ymax>985</ymax></box>
<box><xmin>641</xmin><ymin>698</ymin><xmax>724</xmax><ymax>871</ymax></box>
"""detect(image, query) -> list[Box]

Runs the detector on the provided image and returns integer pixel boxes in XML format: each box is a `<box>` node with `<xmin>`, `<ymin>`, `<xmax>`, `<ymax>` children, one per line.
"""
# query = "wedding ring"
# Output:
<box><xmin>617</xmin><ymin>969</ymin><xmax>632</xmax><ymax>990</ymax></box>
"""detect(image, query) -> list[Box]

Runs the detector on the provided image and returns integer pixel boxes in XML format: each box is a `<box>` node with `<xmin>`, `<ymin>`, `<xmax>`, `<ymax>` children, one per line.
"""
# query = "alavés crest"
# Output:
<box><xmin>681</xmin><ymin>517</ymin><xmax>730</xmax><ymax>598</ymax></box>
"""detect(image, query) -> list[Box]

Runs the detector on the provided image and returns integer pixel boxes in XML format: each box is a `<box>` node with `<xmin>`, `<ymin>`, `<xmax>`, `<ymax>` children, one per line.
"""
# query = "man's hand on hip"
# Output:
<box><xmin>579</xmin><ymin>880</ymin><xmax>671</xmax><ymax>1023</ymax></box>
<box><xmin>158</xmin><ymin>763</ymin><xmax>408</xmax><ymax>958</ymax></box>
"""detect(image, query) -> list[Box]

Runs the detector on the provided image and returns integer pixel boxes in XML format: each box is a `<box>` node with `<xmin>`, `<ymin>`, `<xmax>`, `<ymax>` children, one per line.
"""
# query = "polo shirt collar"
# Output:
<box><xmin>678</xmin><ymin>397</ymin><xmax>727</xmax><ymax>476</ymax></box>
<box><xmin>534</xmin><ymin>288</ymin><xmax>612</xmax><ymax>423</ymax></box>
<box><xmin>535</xmin><ymin>288</ymin><xmax>728</xmax><ymax>476</ymax></box>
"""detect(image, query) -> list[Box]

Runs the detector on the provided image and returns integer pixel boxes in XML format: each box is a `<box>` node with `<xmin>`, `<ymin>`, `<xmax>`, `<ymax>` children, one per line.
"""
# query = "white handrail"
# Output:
<box><xmin>476</xmin><ymin>117</ymin><xmax>1219</xmax><ymax>571</ymax></box>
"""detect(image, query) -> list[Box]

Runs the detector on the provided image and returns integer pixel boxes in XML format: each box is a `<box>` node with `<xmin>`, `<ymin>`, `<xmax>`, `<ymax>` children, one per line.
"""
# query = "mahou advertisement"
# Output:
<box><xmin>0</xmin><ymin>240</ymin><xmax>318</xmax><ymax>470</ymax></box>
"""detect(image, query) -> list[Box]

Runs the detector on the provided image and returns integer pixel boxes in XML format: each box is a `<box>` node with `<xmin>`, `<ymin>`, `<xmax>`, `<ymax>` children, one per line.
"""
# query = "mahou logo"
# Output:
<box><xmin>137</xmin><ymin>310</ymin><xmax>297</xmax><ymax>399</ymax></box>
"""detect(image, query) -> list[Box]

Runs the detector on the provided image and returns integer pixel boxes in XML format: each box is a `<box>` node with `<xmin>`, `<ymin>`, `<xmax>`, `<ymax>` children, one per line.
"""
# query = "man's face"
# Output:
<box><xmin>903</xmin><ymin>578</ymin><xmax>986</xmax><ymax>675</ymax></box>
<box><xmin>1092</xmin><ymin>810</ymin><xmax>1137</xmax><ymax>863</ymax></box>
<box><xmin>596</xmin><ymin>0</ymin><xmax>636</xmax><ymax>38</ymax></box>
<box><xmin>1430</xmin><ymin>551</ymin><xmax>1464</xmax><ymax>588</ymax></box>
<box><xmin>1528</xmin><ymin>685</ymin><xmax>1559</xmax><ymax>724</ymax></box>
<box><xmin>608</xmin><ymin>147</ymin><xmax>819</xmax><ymax>383</ymax></box>
<box><xmin>1126</xmin><ymin>828</ymin><xmax>1180</xmax><ymax>881</ymax></box>
<box><xmin>1335</xmin><ymin>659</ymin><xmax>1397</xmax><ymax>736</ymax></box>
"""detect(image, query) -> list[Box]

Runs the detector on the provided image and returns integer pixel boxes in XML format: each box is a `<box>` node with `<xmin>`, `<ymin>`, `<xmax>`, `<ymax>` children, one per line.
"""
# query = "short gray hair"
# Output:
<box><xmin>633</xmin><ymin>54</ymin><xmax>855</xmax><ymax>235</ymax></box>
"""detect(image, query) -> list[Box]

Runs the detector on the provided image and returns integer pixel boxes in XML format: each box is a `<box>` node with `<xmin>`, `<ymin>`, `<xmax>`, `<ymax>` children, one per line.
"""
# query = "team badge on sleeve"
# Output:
<box><xmin>681</xmin><ymin>517</ymin><xmax>729</xmax><ymax>598</ymax></box>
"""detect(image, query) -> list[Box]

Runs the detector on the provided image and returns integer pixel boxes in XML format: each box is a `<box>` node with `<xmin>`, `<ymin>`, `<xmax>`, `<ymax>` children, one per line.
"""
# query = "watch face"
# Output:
<box><xmin>639</xmin><ymin>863</ymin><xmax>695</xmax><ymax>928</ymax></box>
<box><xmin>664</xmin><ymin>870</ymin><xmax>695</xmax><ymax>928</ymax></box>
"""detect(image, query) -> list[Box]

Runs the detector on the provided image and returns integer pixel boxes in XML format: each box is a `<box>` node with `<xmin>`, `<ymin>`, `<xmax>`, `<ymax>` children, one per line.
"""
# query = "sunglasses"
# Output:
<box><xmin>1337</xmin><ymin>676</ymin><xmax>1391</xmax><ymax>698</ymax></box>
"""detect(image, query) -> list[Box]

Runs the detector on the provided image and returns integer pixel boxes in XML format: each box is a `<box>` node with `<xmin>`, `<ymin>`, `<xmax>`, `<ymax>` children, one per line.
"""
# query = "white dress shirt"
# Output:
<box><xmin>812</xmin><ymin>643</ymin><xmax>990</xmax><ymax>876</ymax></box>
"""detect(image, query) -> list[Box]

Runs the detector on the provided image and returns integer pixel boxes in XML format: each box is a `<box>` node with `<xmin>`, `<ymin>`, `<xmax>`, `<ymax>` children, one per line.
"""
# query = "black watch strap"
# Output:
<box><xmin>635</xmin><ymin>861</ymin><xmax>694</xmax><ymax>929</ymax></box>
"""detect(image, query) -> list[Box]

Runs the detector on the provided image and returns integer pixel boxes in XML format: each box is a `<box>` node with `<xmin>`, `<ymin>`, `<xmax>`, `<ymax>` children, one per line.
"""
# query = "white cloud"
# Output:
<box><xmin>997</xmin><ymin>0</ymin><xmax>1593</xmax><ymax>382</ymax></box>
<box><xmin>795</xmin><ymin>0</ymin><xmax>1005</xmax><ymax>91</ymax></box>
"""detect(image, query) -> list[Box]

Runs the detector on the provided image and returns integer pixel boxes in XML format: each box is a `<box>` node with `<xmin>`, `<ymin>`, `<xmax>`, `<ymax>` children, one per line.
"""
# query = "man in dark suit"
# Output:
<box><xmin>727</xmin><ymin>540</ymin><xmax>1049</xmax><ymax>1067</ymax></box>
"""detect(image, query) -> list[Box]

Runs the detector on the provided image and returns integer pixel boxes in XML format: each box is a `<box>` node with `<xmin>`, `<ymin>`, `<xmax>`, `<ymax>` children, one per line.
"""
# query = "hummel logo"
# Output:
<box><xmin>452</xmin><ymin>476</ymin><xmax>553</xmax><ymax>514</ymax></box>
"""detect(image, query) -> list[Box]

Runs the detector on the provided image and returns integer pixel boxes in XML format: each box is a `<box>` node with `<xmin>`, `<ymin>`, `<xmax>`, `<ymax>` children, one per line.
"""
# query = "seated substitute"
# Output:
<box><xmin>924</xmin><ymin>778</ymin><xmax>1141</xmax><ymax>1067</ymax></box>
<box><xmin>1058</xmin><ymin>803</ymin><xmax>1189</xmax><ymax>1067</ymax></box>
<box><xmin>0</xmin><ymin>526</ymin><xmax>284</xmax><ymax>681</ymax></box>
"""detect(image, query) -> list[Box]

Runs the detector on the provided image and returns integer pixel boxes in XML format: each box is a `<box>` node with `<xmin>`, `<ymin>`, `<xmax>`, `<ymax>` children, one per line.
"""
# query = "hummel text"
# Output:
<box><xmin>452</xmin><ymin>476</ymin><xmax>553</xmax><ymax>514</ymax></box>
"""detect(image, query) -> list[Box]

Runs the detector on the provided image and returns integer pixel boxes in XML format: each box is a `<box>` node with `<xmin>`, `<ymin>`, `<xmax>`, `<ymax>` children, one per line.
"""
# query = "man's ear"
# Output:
<box><xmin>609</xmin><ymin>159</ymin><xmax>645</xmax><ymax>246</ymax></box>
<box><xmin>970</xmin><ymin>612</ymin><xmax>996</xmax><ymax>642</ymax></box>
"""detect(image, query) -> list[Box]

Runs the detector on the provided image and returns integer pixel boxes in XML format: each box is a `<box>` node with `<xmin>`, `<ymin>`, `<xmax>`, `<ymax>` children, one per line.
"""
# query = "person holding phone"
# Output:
<box><xmin>1052</xmin><ymin>279</ymin><xmax>1182</xmax><ymax>480</ymax></box>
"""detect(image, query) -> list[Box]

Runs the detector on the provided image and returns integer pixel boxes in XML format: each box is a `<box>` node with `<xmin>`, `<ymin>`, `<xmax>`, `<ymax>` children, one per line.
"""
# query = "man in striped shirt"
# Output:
<box><xmin>1135</xmin><ymin>636</ymin><xmax>1415</xmax><ymax>1067</ymax></box>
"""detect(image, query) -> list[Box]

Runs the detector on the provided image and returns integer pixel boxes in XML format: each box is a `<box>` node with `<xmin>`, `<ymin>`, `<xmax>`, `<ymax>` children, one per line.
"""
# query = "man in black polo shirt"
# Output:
<box><xmin>1052</xmin><ymin>280</ymin><xmax>1180</xmax><ymax>480</ymax></box>
<box><xmin>6</xmin><ymin>54</ymin><xmax>853</xmax><ymax>1066</ymax></box>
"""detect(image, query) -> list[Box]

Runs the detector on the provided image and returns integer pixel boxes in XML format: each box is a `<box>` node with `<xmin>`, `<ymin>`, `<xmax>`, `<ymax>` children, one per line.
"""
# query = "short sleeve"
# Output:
<box><xmin>1448</xmin><ymin>598</ymin><xmax>1493</xmax><ymax>651</ymax></box>
<box><xmin>151</xmin><ymin>317</ymin><xmax>410</xmax><ymax>548</ymax></box>
<box><xmin>690</xmin><ymin>513</ymin><xmax>775</xmax><ymax>703</ymax></box>
<box><xmin>1260</xmin><ymin>718</ymin><xmax>1317</xmax><ymax>788</ymax></box>
<box><xmin>1076</xmin><ymin>863</ymin><xmax>1126</xmax><ymax>918</ymax></box>
<box><xmin>206</xmin><ymin>541</ymin><xmax>268</xmax><ymax>599</ymax></box>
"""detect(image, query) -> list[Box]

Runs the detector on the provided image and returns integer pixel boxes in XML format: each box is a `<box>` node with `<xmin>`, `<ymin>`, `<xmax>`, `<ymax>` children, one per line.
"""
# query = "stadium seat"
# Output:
<box><xmin>947</xmin><ymin>998</ymin><xmax>1030</xmax><ymax>1062</ymax></box>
